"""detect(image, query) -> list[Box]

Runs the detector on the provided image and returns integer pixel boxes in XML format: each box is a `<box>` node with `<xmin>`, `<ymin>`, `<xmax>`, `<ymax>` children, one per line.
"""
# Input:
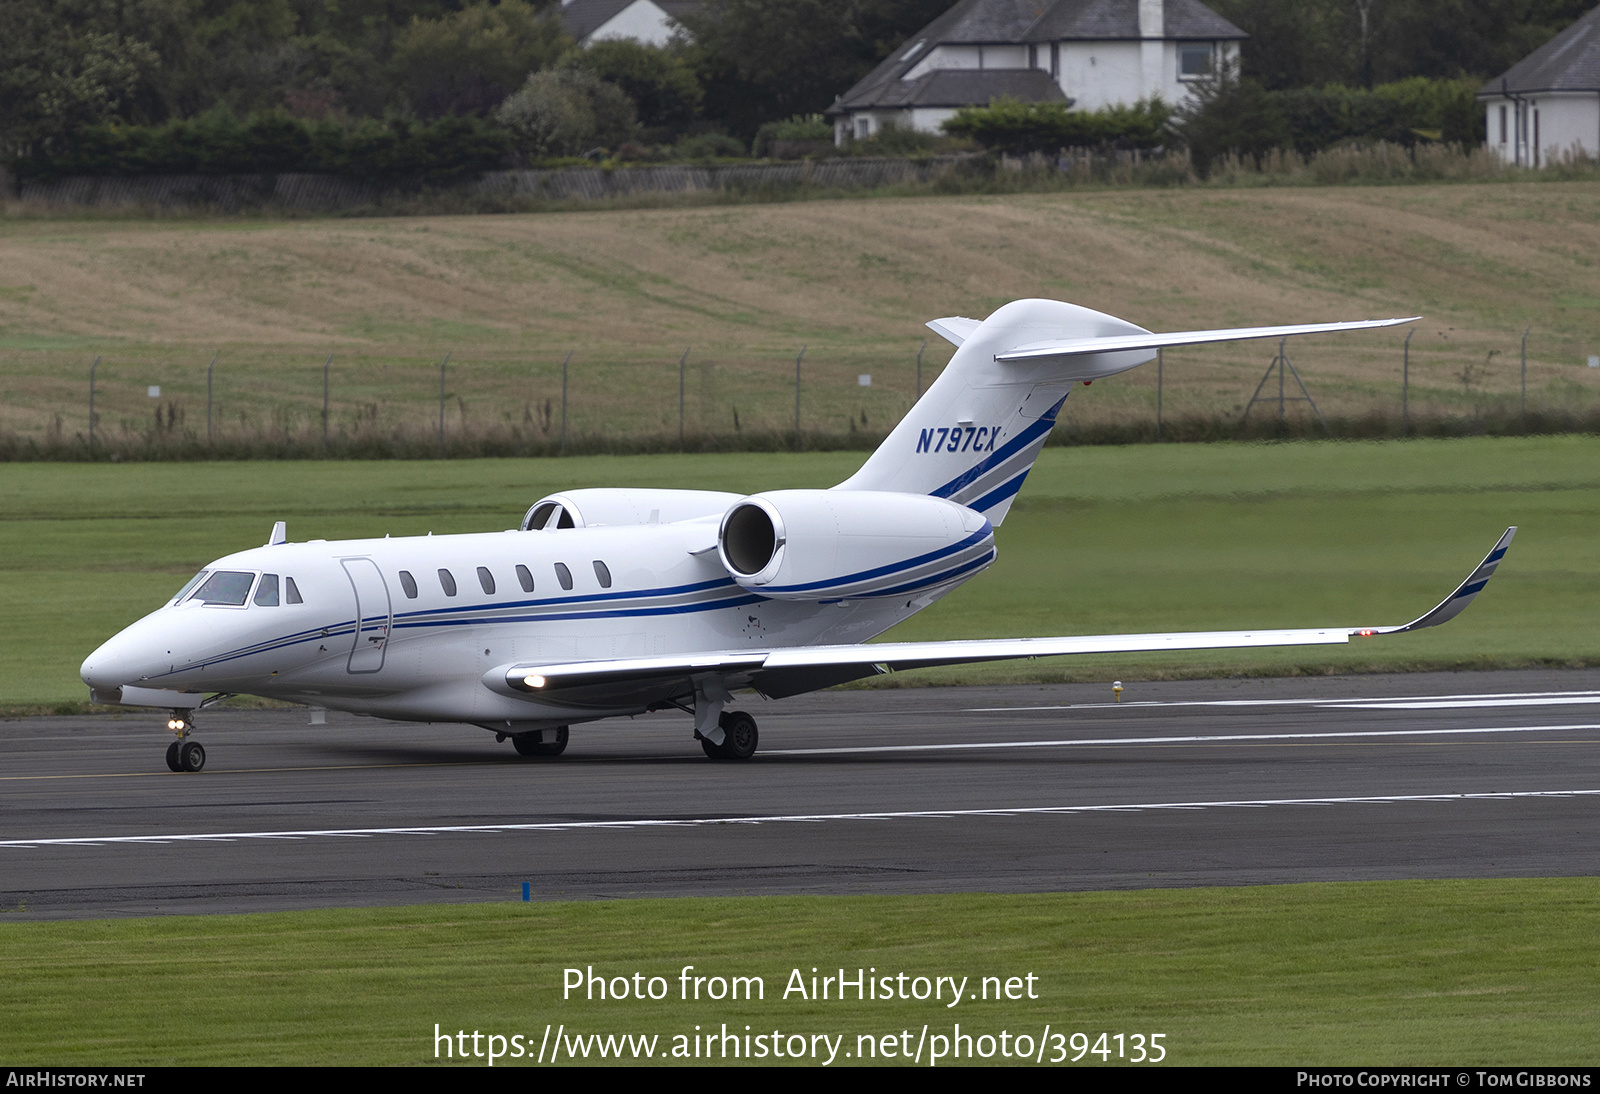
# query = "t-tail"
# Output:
<box><xmin>834</xmin><ymin>298</ymin><xmax>1416</xmax><ymax>525</ymax></box>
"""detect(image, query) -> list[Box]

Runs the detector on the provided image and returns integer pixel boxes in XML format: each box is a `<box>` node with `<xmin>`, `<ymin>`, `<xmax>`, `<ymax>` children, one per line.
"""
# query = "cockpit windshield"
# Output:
<box><xmin>170</xmin><ymin>570</ymin><xmax>210</xmax><ymax>605</ymax></box>
<box><xmin>189</xmin><ymin>570</ymin><xmax>257</xmax><ymax>606</ymax></box>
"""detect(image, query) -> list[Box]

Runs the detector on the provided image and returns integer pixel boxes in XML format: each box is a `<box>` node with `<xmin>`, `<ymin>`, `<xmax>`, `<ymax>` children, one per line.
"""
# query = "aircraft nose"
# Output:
<box><xmin>81</xmin><ymin>618</ymin><xmax>171</xmax><ymax>690</ymax></box>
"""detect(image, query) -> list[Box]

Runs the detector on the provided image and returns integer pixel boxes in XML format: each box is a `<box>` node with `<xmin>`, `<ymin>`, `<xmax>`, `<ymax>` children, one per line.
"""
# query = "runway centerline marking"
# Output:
<box><xmin>3</xmin><ymin>789</ymin><xmax>1595</xmax><ymax>849</ymax></box>
<box><xmin>966</xmin><ymin>690</ymin><xmax>1600</xmax><ymax>713</ymax></box>
<box><xmin>764</xmin><ymin>723</ymin><xmax>1600</xmax><ymax>756</ymax></box>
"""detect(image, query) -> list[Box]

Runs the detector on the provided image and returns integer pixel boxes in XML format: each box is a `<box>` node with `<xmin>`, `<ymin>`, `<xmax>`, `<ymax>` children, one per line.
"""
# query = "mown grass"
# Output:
<box><xmin>2</xmin><ymin>181</ymin><xmax>1598</xmax><ymax>455</ymax></box>
<box><xmin>3</xmin><ymin>880</ymin><xmax>1597</xmax><ymax>1065</ymax></box>
<box><xmin>4</xmin><ymin>434</ymin><xmax>1595</xmax><ymax>711</ymax></box>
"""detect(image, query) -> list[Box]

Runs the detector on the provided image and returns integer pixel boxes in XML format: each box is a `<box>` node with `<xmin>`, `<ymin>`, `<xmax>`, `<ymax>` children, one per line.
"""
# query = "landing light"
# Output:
<box><xmin>524</xmin><ymin>674</ymin><xmax>546</xmax><ymax>689</ymax></box>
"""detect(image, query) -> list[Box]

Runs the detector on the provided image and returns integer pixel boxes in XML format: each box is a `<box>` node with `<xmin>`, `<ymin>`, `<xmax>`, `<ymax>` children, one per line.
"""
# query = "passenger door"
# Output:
<box><xmin>341</xmin><ymin>558</ymin><xmax>392</xmax><ymax>674</ymax></box>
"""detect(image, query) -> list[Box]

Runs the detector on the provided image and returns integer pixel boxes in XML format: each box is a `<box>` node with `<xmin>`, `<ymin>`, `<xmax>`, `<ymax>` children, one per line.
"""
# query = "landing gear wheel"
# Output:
<box><xmin>511</xmin><ymin>726</ymin><xmax>568</xmax><ymax>758</ymax></box>
<box><xmin>178</xmin><ymin>740</ymin><xmax>206</xmax><ymax>773</ymax></box>
<box><xmin>165</xmin><ymin>741</ymin><xmax>183</xmax><ymax>772</ymax></box>
<box><xmin>702</xmin><ymin>711</ymin><xmax>758</xmax><ymax>761</ymax></box>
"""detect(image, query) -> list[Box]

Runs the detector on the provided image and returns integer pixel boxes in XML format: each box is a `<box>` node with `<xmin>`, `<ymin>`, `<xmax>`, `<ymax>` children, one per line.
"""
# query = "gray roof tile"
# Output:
<box><xmin>1480</xmin><ymin>4</ymin><xmax>1600</xmax><ymax>94</ymax></box>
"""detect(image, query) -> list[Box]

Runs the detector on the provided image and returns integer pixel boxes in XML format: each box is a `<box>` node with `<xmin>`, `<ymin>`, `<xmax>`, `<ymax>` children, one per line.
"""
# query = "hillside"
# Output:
<box><xmin>1</xmin><ymin>182</ymin><xmax>1597</xmax><ymax>447</ymax></box>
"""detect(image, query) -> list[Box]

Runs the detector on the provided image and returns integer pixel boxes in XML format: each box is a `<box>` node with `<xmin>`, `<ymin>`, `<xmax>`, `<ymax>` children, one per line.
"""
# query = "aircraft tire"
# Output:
<box><xmin>178</xmin><ymin>740</ymin><xmax>206</xmax><ymax>773</ymax></box>
<box><xmin>714</xmin><ymin>711</ymin><xmax>758</xmax><ymax>761</ymax></box>
<box><xmin>165</xmin><ymin>741</ymin><xmax>183</xmax><ymax>772</ymax></box>
<box><xmin>512</xmin><ymin>726</ymin><xmax>568</xmax><ymax>758</ymax></box>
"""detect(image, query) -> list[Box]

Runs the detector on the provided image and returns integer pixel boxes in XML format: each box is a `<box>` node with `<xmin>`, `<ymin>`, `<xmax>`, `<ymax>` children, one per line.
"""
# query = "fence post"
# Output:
<box><xmin>437</xmin><ymin>351</ymin><xmax>452</xmax><ymax>453</ymax></box>
<box><xmin>1521</xmin><ymin>325</ymin><xmax>1531</xmax><ymax>414</ymax></box>
<box><xmin>679</xmin><ymin>346</ymin><xmax>690</xmax><ymax>452</ymax></box>
<box><xmin>206</xmin><ymin>353</ymin><xmax>217</xmax><ymax>445</ymax></box>
<box><xmin>560</xmin><ymin>350</ymin><xmax>572</xmax><ymax>455</ymax></box>
<box><xmin>794</xmin><ymin>345</ymin><xmax>806</xmax><ymax>451</ymax></box>
<box><xmin>1156</xmin><ymin>349</ymin><xmax>1163</xmax><ymax>440</ymax></box>
<box><xmin>322</xmin><ymin>353</ymin><xmax>332</xmax><ymax>449</ymax></box>
<box><xmin>1403</xmin><ymin>328</ymin><xmax>1413</xmax><ymax>432</ymax></box>
<box><xmin>88</xmin><ymin>356</ymin><xmax>100</xmax><ymax>451</ymax></box>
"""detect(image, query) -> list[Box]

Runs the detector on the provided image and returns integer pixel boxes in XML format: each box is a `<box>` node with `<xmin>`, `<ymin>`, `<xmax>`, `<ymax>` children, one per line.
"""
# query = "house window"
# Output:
<box><xmin>856</xmin><ymin>117</ymin><xmax>870</xmax><ymax>140</ymax></box>
<box><xmin>1499</xmin><ymin>104</ymin><xmax>1507</xmax><ymax>144</ymax></box>
<box><xmin>1179</xmin><ymin>44</ymin><xmax>1214</xmax><ymax>79</ymax></box>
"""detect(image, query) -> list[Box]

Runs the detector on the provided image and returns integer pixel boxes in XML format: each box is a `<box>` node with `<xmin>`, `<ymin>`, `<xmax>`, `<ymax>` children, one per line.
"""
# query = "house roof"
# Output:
<box><xmin>559</xmin><ymin>0</ymin><xmax>698</xmax><ymax>45</ymax></box>
<box><xmin>1480</xmin><ymin>4</ymin><xmax>1600</xmax><ymax>95</ymax></box>
<box><xmin>831</xmin><ymin>0</ymin><xmax>1243</xmax><ymax>114</ymax></box>
<box><xmin>834</xmin><ymin>68</ymin><xmax>1070</xmax><ymax>114</ymax></box>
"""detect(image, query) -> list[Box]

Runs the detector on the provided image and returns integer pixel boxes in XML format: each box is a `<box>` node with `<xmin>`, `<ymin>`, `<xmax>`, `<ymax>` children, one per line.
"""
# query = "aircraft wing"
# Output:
<box><xmin>995</xmin><ymin>317</ymin><xmax>1419</xmax><ymax>362</ymax></box>
<box><xmin>491</xmin><ymin>529</ymin><xmax>1514</xmax><ymax>704</ymax></box>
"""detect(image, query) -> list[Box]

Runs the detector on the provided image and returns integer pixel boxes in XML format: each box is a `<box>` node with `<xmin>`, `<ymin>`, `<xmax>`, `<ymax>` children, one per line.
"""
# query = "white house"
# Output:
<box><xmin>1478</xmin><ymin>4</ymin><xmax>1600</xmax><ymax>167</ymax></box>
<box><xmin>559</xmin><ymin>0</ymin><xmax>697</xmax><ymax>49</ymax></box>
<box><xmin>827</xmin><ymin>0</ymin><xmax>1245</xmax><ymax>144</ymax></box>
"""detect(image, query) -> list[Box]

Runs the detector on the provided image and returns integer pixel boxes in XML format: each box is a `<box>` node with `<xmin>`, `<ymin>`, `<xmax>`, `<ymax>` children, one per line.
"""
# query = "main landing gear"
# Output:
<box><xmin>698</xmin><ymin>711</ymin><xmax>759</xmax><ymax>761</ymax></box>
<box><xmin>509</xmin><ymin>725</ymin><xmax>568</xmax><ymax>758</ymax></box>
<box><xmin>163</xmin><ymin>711</ymin><xmax>205</xmax><ymax>773</ymax></box>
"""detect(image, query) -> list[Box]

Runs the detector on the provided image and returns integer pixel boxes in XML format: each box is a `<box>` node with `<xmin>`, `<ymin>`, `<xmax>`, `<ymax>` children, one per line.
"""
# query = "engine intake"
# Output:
<box><xmin>717</xmin><ymin>491</ymin><xmax>993</xmax><ymax>601</ymax></box>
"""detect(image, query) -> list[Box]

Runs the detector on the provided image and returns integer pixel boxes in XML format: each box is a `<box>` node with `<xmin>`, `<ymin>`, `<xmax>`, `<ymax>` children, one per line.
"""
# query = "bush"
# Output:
<box><xmin>942</xmin><ymin>97</ymin><xmax>1172</xmax><ymax>155</ymax></box>
<box><xmin>1170</xmin><ymin>69</ymin><xmax>1287</xmax><ymax>176</ymax></box>
<box><xmin>496</xmin><ymin>67</ymin><xmax>637</xmax><ymax>159</ymax></box>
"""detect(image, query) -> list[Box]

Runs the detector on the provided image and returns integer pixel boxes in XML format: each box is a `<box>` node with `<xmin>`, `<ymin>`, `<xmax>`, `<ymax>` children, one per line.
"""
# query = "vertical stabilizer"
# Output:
<box><xmin>835</xmin><ymin>299</ymin><xmax>1153</xmax><ymax>524</ymax></box>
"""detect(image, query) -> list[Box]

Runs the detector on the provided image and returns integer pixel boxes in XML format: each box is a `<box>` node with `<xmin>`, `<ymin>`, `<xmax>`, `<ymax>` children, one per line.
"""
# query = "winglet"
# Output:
<box><xmin>1365</xmin><ymin>527</ymin><xmax>1516</xmax><ymax>636</ymax></box>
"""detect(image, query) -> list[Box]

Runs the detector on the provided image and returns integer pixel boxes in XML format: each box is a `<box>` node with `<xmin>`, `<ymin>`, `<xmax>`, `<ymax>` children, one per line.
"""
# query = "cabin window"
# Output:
<box><xmin>1179</xmin><ymin>43</ymin><xmax>1213</xmax><ymax>79</ymax></box>
<box><xmin>555</xmin><ymin>562</ymin><xmax>573</xmax><ymax>591</ymax></box>
<box><xmin>516</xmin><ymin>564</ymin><xmax>534</xmax><ymax>592</ymax></box>
<box><xmin>285</xmin><ymin>576</ymin><xmax>303</xmax><ymax>604</ymax></box>
<box><xmin>477</xmin><ymin>566</ymin><xmax>495</xmax><ymax>594</ymax></box>
<box><xmin>399</xmin><ymin>570</ymin><xmax>418</xmax><ymax>599</ymax></box>
<box><xmin>171</xmin><ymin>571</ymin><xmax>210</xmax><ymax>605</ymax></box>
<box><xmin>253</xmin><ymin>573</ymin><xmax>280</xmax><ymax>606</ymax></box>
<box><xmin>438</xmin><ymin>569</ymin><xmax>457</xmax><ymax>597</ymax></box>
<box><xmin>193</xmin><ymin>570</ymin><xmax>255</xmax><ymax>606</ymax></box>
<box><xmin>593</xmin><ymin>560</ymin><xmax>612</xmax><ymax>588</ymax></box>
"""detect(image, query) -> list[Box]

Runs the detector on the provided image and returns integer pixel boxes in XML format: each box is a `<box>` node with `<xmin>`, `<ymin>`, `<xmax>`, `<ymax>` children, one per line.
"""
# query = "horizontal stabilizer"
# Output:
<box><xmin>995</xmin><ymin>317</ymin><xmax>1419</xmax><ymax>362</ymax></box>
<box><xmin>925</xmin><ymin>316</ymin><xmax>981</xmax><ymax>347</ymax></box>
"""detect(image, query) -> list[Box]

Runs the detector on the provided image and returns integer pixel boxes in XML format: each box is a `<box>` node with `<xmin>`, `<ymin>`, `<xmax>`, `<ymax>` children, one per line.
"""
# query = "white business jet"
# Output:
<box><xmin>81</xmin><ymin>299</ymin><xmax>1514</xmax><ymax>772</ymax></box>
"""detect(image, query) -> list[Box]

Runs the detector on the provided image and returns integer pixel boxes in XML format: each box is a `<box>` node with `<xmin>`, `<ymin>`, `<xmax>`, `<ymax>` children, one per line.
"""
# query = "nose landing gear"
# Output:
<box><xmin>164</xmin><ymin>712</ymin><xmax>205</xmax><ymax>773</ymax></box>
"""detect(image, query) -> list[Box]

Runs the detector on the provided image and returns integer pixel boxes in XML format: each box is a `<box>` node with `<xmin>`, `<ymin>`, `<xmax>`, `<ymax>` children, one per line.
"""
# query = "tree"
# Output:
<box><xmin>1171</xmin><ymin>65</ymin><xmax>1287</xmax><ymax>176</ymax></box>
<box><xmin>495</xmin><ymin>66</ymin><xmax>636</xmax><ymax>158</ymax></box>
<box><xmin>391</xmin><ymin>0</ymin><xmax>570</xmax><ymax>118</ymax></box>
<box><xmin>0</xmin><ymin>0</ymin><xmax>161</xmax><ymax>156</ymax></box>
<box><xmin>568</xmin><ymin>40</ymin><xmax>701</xmax><ymax>131</ymax></box>
<box><xmin>680</xmin><ymin>0</ymin><xmax>954</xmax><ymax>139</ymax></box>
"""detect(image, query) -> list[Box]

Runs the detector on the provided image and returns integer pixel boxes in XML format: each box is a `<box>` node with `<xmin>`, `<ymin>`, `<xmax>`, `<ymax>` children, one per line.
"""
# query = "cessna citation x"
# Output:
<box><xmin>81</xmin><ymin>299</ymin><xmax>1514</xmax><ymax>772</ymax></box>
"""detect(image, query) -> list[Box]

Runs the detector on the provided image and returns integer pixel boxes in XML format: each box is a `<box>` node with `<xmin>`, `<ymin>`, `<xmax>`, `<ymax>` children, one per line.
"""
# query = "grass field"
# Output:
<box><xmin>3</xmin><ymin>880</ymin><xmax>1598</xmax><ymax>1065</ymax></box>
<box><xmin>2</xmin><ymin>183</ymin><xmax>1599</xmax><ymax>451</ymax></box>
<box><xmin>4</xmin><ymin>434</ymin><xmax>1596</xmax><ymax>711</ymax></box>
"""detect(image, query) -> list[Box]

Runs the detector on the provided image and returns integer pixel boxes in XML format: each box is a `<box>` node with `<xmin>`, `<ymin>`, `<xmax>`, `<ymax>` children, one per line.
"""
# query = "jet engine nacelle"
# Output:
<box><xmin>717</xmin><ymin>490</ymin><xmax>994</xmax><ymax>601</ymax></box>
<box><xmin>523</xmin><ymin>488</ymin><xmax>745</xmax><ymax>530</ymax></box>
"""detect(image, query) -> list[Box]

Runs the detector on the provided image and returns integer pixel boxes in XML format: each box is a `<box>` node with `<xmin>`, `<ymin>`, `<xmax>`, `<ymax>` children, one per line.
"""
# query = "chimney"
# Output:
<box><xmin>1139</xmin><ymin>0</ymin><xmax>1163</xmax><ymax>38</ymax></box>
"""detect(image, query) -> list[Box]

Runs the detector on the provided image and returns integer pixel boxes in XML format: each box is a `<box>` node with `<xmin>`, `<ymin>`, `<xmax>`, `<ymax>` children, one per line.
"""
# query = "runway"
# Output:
<box><xmin>3</xmin><ymin>669</ymin><xmax>1598</xmax><ymax>919</ymax></box>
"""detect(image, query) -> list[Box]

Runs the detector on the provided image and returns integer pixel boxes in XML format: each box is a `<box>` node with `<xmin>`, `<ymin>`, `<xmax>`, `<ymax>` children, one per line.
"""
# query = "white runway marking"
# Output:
<box><xmin>764</xmin><ymin>723</ymin><xmax>1599</xmax><ymax>756</ymax></box>
<box><xmin>3</xmin><ymin>789</ymin><xmax>1597</xmax><ymax>849</ymax></box>
<box><xmin>966</xmin><ymin>690</ymin><xmax>1600</xmax><ymax>713</ymax></box>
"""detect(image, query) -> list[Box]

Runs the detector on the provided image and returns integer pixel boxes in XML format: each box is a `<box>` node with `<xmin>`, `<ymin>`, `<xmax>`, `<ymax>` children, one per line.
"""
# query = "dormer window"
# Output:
<box><xmin>900</xmin><ymin>38</ymin><xmax>925</xmax><ymax>62</ymax></box>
